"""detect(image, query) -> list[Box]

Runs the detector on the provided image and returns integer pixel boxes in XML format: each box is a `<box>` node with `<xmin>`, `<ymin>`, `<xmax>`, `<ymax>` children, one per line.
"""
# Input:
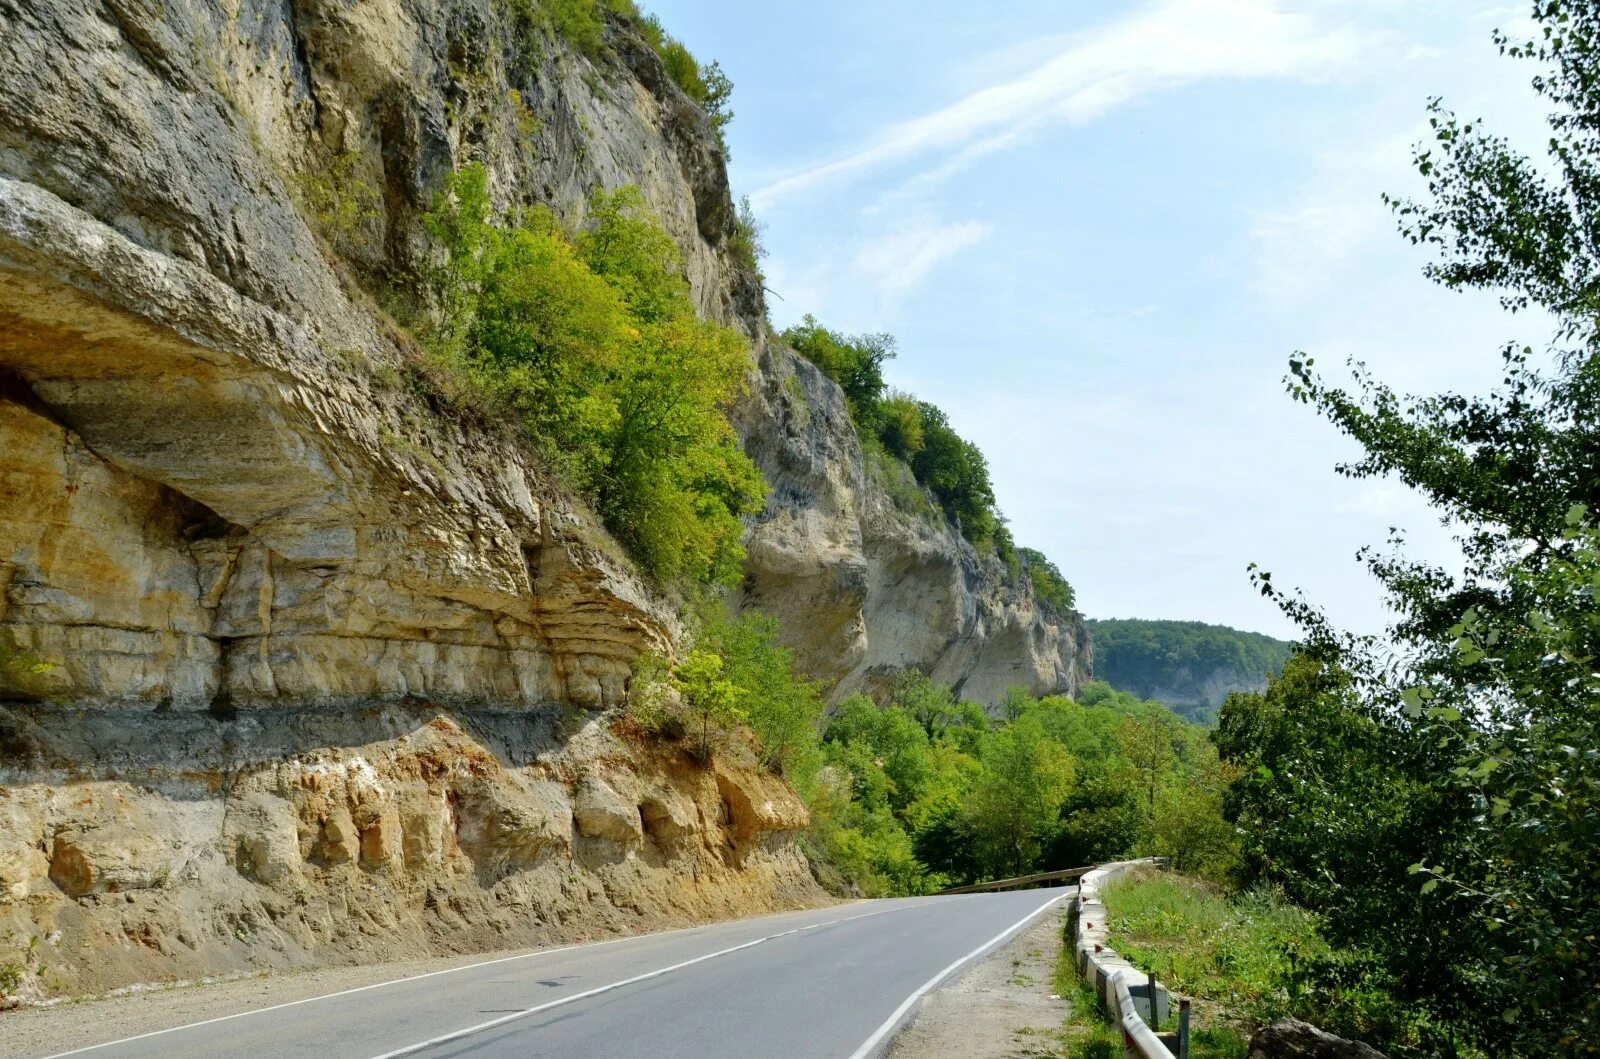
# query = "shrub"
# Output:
<box><xmin>672</xmin><ymin>648</ymin><xmax>743</xmax><ymax>761</ymax></box>
<box><xmin>694</xmin><ymin>607</ymin><xmax>825</xmax><ymax>775</ymax></box>
<box><xmin>728</xmin><ymin>196</ymin><xmax>765</xmax><ymax>279</ymax></box>
<box><xmin>877</xmin><ymin>390</ymin><xmax>924</xmax><ymax>461</ymax></box>
<box><xmin>504</xmin><ymin>0</ymin><xmax>609</xmax><ymax>60</ymax></box>
<box><xmin>911</xmin><ymin>402</ymin><xmax>998</xmax><ymax>547</ymax></box>
<box><xmin>1020</xmin><ymin>547</ymin><xmax>1075</xmax><ymax>613</ymax></box>
<box><xmin>424</xmin><ymin>166</ymin><xmax>765</xmax><ymax>585</ymax></box>
<box><xmin>501</xmin><ymin>1</ymin><xmax>734</xmax><ymax>159</ymax></box>
<box><xmin>296</xmin><ymin>151</ymin><xmax>382</xmax><ymax>259</ymax></box>
<box><xmin>635</xmin><ymin>15</ymin><xmax>733</xmax><ymax>152</ymax></box>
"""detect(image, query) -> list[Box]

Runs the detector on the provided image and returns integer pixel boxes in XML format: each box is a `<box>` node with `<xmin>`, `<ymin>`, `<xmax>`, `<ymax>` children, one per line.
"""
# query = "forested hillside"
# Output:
<box><xmin>640</xmin><ymin>602</ymin><xmax>1239</xmax><ymax>896</ymax></box>
<box><xmin>1086</xmin><ymin>619</ymin><xmax>1292</xmax><ymax>723</ymax></box>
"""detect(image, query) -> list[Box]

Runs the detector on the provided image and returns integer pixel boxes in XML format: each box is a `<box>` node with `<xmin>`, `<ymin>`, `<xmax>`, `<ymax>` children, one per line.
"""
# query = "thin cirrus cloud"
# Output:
<box><xmin>752</xmin><ymin>0</ymin><xmax>1364</xmax><ymax>210</ymax></box>
<box><xmin>853</xmin><ymin>219</ymin><xmax>994</xmax><ymax>303</ymax></box>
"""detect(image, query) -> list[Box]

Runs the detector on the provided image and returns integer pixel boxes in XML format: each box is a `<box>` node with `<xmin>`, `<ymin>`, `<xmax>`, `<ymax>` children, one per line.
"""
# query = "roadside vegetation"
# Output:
<box><xmin>1099</xmin><ymin>870</ymin><xmax>1315</xmax><ymax>1052</ymax></box>
<box><xmin>1209</xmin><ymin>4</ymin><xmax>1600</xmax><ymax>1056</ymax></box>
<box><xmin>631</xmin><ymin>602</ymin><xmax>1243</xmax><ymax>898</ymax></box>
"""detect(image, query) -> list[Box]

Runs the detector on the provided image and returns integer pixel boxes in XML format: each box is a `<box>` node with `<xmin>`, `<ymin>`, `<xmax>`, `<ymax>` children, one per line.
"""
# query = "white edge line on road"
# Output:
<box><xmin>845</xmin><ymin>889</ymin><xmax>1073</xmax><ymax>1059</ymax></box>
<box><xmin>363</xmin><ymin>906</ymin><xmax>903</xmax><ymax>1059</ymax></box>
<box><xmin>38</xmin><ymin>904</ymin><xmax>908</xmax><ymax>1059</ymax></box>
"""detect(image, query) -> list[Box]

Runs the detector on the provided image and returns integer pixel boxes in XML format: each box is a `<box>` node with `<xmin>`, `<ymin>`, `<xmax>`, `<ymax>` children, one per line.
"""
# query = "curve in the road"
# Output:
<box><xmin>35</xmin><ymin>889</ymin><xmax>1072</xmax><ymax>1059</ymax></box>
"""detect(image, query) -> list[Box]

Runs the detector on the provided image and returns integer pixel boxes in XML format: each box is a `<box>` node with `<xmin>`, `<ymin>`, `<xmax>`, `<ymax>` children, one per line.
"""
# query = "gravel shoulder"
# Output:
<box><xmin>886</xmin><ymin>901</ymin><xmax>1071</xmax><ymax>1059</ymax></box>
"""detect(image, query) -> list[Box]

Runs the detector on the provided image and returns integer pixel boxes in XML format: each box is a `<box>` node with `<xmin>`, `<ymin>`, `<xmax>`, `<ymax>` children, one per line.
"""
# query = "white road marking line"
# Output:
<box><xmin>845</xmin><ymin>889</ymin><xmax>1074</xmax><ymax>1059</ymax></box>
<box><xmin>364</xmin><ymin>906</ymin><xmax>904</xmax><ymax>1059</ymax></box>
<box><xmin>37</xmin><ymin>904</ymin><xmax>908</xmax><ymax>1059</ymax></box>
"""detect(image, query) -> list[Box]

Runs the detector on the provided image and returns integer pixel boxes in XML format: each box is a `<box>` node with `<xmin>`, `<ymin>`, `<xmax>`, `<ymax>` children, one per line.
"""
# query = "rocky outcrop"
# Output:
<box><xmin>1248</xmin><ymin>1019</ymin><xmax>1388</xmax><ymax>1059</ymax></box>
<box><xmin>0</xmin><ymin>0</ymin><xmax>1086</xmax><ymax>998</ymax></box>
<box><xmin>737</xmin><ymin>340</ymin><xmax>1091</xmax><ymax>705</ymax></box>
<box><xmin>0</xmin><ymin>706</ymin><xmax>814</xmax><ymax>999</ymax></box>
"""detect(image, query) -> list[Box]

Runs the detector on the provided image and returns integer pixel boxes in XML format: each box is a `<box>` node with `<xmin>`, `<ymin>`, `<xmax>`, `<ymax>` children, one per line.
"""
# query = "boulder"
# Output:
<box><xmin>1248</xmin><ymin>1018</ymin><xmax>1388</xmax><ymax>1059</ymax></box>
<box><xmin>47</xmin><ymin>818</ymin><xmax>171</xmax><ymax>896</ymax></box>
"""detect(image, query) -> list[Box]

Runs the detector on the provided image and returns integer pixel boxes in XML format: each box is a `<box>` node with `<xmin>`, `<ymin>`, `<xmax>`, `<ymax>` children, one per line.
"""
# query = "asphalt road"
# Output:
<box><xmin>34</xmin><ymin>887</ymin><xmax>1072</xmax><ymax>1059</ymax></box>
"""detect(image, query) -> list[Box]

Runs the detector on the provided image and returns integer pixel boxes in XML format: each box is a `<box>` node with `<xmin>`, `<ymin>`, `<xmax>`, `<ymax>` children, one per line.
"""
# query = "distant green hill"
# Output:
<box><xmin>1086</xmin><ymin>618</ymin><xmax>1294</xmax><ymax>724</ymax></box>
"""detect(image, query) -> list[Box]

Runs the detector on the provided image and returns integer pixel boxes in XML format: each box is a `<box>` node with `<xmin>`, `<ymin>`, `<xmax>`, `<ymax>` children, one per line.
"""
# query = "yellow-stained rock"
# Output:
<box><xmin>714</xmin><ymin>761</ymin><xmax>811</xmax><ymax>842</ymax></box>
<box><xmin>573</xmin><ymin>774</ymin><xmax>644</xmax><ymax>848</ymax></box>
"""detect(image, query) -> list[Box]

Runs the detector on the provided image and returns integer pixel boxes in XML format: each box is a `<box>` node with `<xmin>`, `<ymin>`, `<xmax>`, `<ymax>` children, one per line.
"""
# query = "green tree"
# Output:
<box><xmin>424</xmin><ymin>168</ymin><xmax>764</xmax><ymax>585</ymax></box>
<box><xmin>1225</xmin><ymin>5</ymin><xmax>1600</xmax><ymax>1053</ymax></box>
<box><xmin>960</xmin><ymin>715</ymin><xmax>1076</xmax><ymax>877</ymax></box>
<box><xmin>672</xmin><ymin>648</ymin><xmax>743</xmax><ymax>761</ymax></box>
<box><xmin>1116</xmin><ymin>712</ymin><xmax>1177</xmax><ymax>820</ymax></box>
<box><xmin>911</xmin><ymin>402</ymin><xmax>998</xmax><ymax>547</ymax></box>
<box><xmin>877</xmin><ymin>391</ymin><xmax>924</xmax><ymax>461</ymax></box>
<box><xmin>696</xmin><ymin>608</ymin><xmax>824</xmax><ymax>775</ymax></box>
<box><xmin>1019</xmin><ymin>547</ymin><xmax>1075</xmax><ymax>613</ymax></box>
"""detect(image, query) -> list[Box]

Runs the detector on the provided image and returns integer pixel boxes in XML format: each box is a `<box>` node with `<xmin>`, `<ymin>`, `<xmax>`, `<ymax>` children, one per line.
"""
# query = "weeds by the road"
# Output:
<box><xmin>1050</xmin><ymin>947</ymin><xmax>1122</xmax><ymax>1059</ymax></box>
<box><xmin>1054</xmin><ymin>869</ymin><xmax>1304</xmax><ymax>1058</ymax></box>
<box><xmin>1101</xmin><ymin>867</ymin><xmax>1325</xmax><ymax>1030</ymax></box>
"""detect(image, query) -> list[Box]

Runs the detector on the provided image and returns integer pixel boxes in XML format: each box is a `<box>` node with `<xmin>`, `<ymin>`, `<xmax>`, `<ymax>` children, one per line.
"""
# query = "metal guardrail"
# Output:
<box><xmin>1114</xmin><ymin>971</ymin><xmax>1179</xmax><ymax>1059</ymax></box>
<box><xmin>937</xmin><ymin>864</ymin><xmax>1095</xmax><ymax>895</ymax></box>
<box><xmin>1073</xmin><ymin>859</ymin><xmax>1186</xmax><ymax>1059</ymax></box>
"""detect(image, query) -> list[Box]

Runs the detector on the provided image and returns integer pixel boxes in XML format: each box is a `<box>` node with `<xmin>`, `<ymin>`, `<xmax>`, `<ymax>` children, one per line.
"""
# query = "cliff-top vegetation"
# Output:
<box><xmin>782</xmin><ymin>314</ymin><xmax>1072</xmax><ymax>597</ymax></box>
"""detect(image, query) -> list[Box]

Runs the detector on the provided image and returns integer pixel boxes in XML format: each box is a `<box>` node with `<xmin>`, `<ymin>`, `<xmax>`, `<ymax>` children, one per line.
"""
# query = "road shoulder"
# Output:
<box><xmin>885</xmin><ymin>902</ymin><xmax>1069</xmax><ymax>1059</ymax></box>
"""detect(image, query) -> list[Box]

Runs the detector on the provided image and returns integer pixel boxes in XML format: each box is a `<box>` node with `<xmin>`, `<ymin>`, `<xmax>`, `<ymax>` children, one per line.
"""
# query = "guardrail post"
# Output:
<box><xmin>1178</xmin><ymin>997</ymin><xmax>1190</xmax><ymax>1059</ymax></box>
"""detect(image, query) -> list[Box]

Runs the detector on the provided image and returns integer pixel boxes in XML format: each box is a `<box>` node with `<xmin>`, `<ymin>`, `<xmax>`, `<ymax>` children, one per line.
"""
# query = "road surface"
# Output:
<box><xmin>30</xmin><ymin>888</ymin><xmax>1071</xmax><ymax>1059</ymax></box>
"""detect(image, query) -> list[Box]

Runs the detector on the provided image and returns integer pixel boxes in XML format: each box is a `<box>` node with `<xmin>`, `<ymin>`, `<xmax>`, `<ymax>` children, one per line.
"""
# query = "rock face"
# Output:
<box><xmin>737</xmin><ymin>340</ymin><xmax>1091</xmax><ymax>704</ymax></box>
<box><xmin>0</xmin><ymin>0</ymin><xmax>1087</xmax><ymax>996</ymax></box>
<box><xmin>1248</xmin><ymin>1018</ymin><xmax>1388</xmax><ymax>1059</ymax></box>
<box><xmin>0</xmin><ymin>706</ymin><xmax>814</xmax><ymax>998</ymax></box>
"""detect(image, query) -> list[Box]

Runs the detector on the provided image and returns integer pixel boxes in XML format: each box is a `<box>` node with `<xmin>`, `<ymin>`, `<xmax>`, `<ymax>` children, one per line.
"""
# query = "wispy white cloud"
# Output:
<box><xmin>1247</xmin><ymin>130</ymin><xmax>1415</xmax><ymax>304</ymax></box>
<box><xmin>752</xmin><ymin>0</ymin><xmax>1363</xmax><ymax>209</ymax></box>
<box><xmin>852</xmin><ymin>218</ymin><xmax>993</xmax><ymax>303</ymax></box>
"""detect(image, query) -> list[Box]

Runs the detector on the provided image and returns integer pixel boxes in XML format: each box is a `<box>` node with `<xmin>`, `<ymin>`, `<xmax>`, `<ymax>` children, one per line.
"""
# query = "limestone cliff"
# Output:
<box><xmin>0</xmin><ymin>0</ymin><xmax>1086</xmax><ymax>997</ymax></box>
<box><xmin>739</xmin><ymin>341</ymin><xmax>1092</xmax><ymax>705</ymax></box>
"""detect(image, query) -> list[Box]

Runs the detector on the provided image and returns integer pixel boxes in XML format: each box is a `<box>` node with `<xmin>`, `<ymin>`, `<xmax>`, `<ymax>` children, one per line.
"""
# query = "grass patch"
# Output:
<box><xmin>1097</xmin><ymin>867</ymin><xmax>1325</xmax><ymax>1053</ymax></box>
<box><xmin>1101</xmin><ymin>869</ymin><xmax>1326</xmax><ymax>1020</ymax></box>
<box><xmin>1051</xmin><ymin>940</ymin><xmax>1122</xmax><ymax>1059</ymax></box>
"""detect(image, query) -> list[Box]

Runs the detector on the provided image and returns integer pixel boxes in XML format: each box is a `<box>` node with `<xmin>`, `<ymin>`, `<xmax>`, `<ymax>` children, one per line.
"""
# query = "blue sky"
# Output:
<box><xmin>646</xmin><ymin>0</ymin><xmax>1548</xmax><ymax>639</ymax></box>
